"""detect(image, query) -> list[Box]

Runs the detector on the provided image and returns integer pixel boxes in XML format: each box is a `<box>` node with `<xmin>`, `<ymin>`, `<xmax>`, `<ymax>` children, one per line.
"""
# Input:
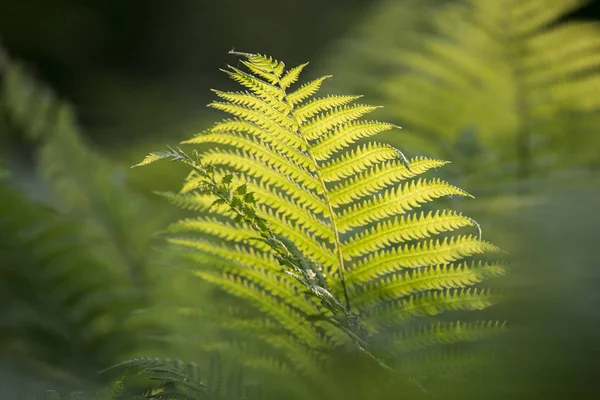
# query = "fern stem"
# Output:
<box><xmin>255</xmin><ymin>60</ymin><xmax>353</xmax><ymax>311</ymax></box>
<box><xmin>306</xmin><ymin>149</ymin><xmax>352</xmax><ymax>311</ymax></box>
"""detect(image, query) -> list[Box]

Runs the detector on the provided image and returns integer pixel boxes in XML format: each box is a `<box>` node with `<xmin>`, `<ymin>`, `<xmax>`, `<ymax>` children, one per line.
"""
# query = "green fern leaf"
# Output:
<box><xmin>336</xmin><ymin>178</ymin><xmax>472</xmax><ymax>231</ymax></box>
<box><xmin>349</xmin><ymin>235</ymin><xmax>501</xmax><ymax>282</ymax></box>
<box><xmin>280</xmin><ymin>62</ymin><xmax>310</xmax><ymax>90</ymax></box>
<box><xmin>342</xmin><ymin>210</ymin><xmax>478</xmax><ymax>259</ymax></box>
<box><xmin>135</xmin><ymin>51</ymin><xmax>506</xmax><ymax>376</ymax></box>
<box><xmin>351</xmin><ymin>262</ymin><xmax>507</xmax><ymax>308</ymax></box>
<box><xmin>287</xmin><ymin>75</ymin><xmax>332</xmax><ymax>106</ymax></box>
<box><xmin>365</xmin><ymin>288</ymin><xmax>498</xmax><ymax>330</ymax></box>
<box><xmin>328</xmin><ymin>157</ymin><xmax>449</xmax><ymax>206</ymax></box>
<box><xmin>392</xmin><ymin>320</ymin><xmax>507</xmax><ymax>354</ymax></box>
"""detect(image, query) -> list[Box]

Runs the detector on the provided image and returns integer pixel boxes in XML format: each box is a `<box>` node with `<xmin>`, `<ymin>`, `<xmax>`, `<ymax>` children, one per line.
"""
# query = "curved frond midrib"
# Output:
<box><xmin>273</xmin><ymin>69</ymin><xmax>353</xmax><ymax>308</ymax></box>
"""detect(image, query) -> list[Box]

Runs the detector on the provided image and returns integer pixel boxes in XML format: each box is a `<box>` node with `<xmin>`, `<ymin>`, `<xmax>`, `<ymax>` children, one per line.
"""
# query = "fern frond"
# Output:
<box><xmin>207</xmin><ymin>102</ymin><xmax>302</xmax><ymax>147</ymax></box>
<box><xmin>365</xmin><ymin>288</ymin><xmax>497</xmax><ymax>329</ymax></box>
<box><xmin>351</xmin><ymin>262</ymin><xmax>507</xmax><ymax>308</ymax></box>
<box><xmin>293</xmin><ymin>95</ymin><xmax>363</xmax><ymax>123</ymax></box>
<box><xmin>303</xmin><ymin>104</ymin><xmax>381</xmax><ymax>140</ymax></box>
<box><xmin>280</xmin><ymin>62</ymin><xmax>309</xmax><ymax>90</ymax></box>
<box><xmin>337</xmin><ymin>179</ymin><xmax>472</xmax><ymax>232</ymax></box>
<box><xmin>350</xmin><ymin>0</ymin><xmax>600</xmax><ymax>183</ymax></box>
<box><xmin>183</xmin><ymin>277</ymin><xmax>329</xmax><ymax>377</ymax></box>
<box><xmin>170</xmin><ymin>239</ymin><xmax>279</xmax><ymax>273</ymax></box>
<box><xmin>132</xmin><ymin>151</ymin><xmax>176</xmax><ymax>168</ymax></box>
<box><xmin>329</xmin><ymin>157</ymin><xmax>449</xmax><ymax>206</ymax></box>
<box><xmin>174</xmin><ymin>306</ymin><xmax>334</xmax><ymax>395</ymax></box>
<box><xmin>135</xmin><ymin>51</ymin><xmax>506</xmax><ymax>379</ymax></box>
<box><xmin>321</xmin><ymin>142</ymin><xmax>399</xmax><ymax>182</ymax></box>
<box><xmin>210</xmin><ymin>90</ymin><xmax>296</xmax><ymax>128</ymax></box>
<box><xmin>160</xmin><ymin>186</ymin><xmax>332</xmax><ymax>240</ymax></box>
<box><xmin>249</xmin><ymin>185</ymin><xmax>331</xmax><ymax>238</ymax></box>
<box><xmin>256</xmin><ymin>206</ymin><xmax>336</xmax><ymax>267</ymax></box>
<box><xmin>396</xmin><ymin>346</ymin><xmax>500</xmax><ymax>384</ymax></box>
<box><xmin>312</xmin><ymin>120</ymin><xmax>397</xmax><ymax>160</ymax></box>
<box><xmin>110</xmin><ymin>355</ymin><xmax>261</xmax><ymax>400</ymax></box>
<box><xmin>392</xmin><ymin>320</ymin><xmax>507</xmax><ymax>354</ymax></box>
<box><xmin>181</xmin><ymin>255</ymin><xmax>316</xmax><ymax>319</ymax></box>
<box><xmin>523</xmin><ymin>22</ymin><xmax>600</xmax><ymax>87</ymax></box>
<box><xmin>167</xmin><ymin>218</ymin><xmax>262</xmax><ymax>247</ymax></box>
<box><xmin>221</xmin><ymin>66</ymin><xmax>286</xmax><ymax>108</ymax></box>
<box><xmin>0</xmin><ymin>48</ymin><xmax>163</xmax><ymax>393</ymax></box>
<box><xmin>287</xmin><ymin>75</ymin><xmax>332</xmax><ymax>106</ymax></box>
<box><xmin>200</xmin><ymin>147</ymin><xmax>320</xmax><ymax>191</ymax></box>
<box><xmin>182</xmin><ymin>131</ymin><xmax>311</xmax><ymax>174</ymax></box>
<box><xmin>0</xmin><ymin>47</ymin><xmax>160</xmax><ymax>292</ymax></box>
<box><xmin>349</xmin><ymin>236</ymin><xmax>501</xmax><ymax>282</ymax></box>
<box><xmin>195</xmin><ymin>270</ymin><xmax>328</xmax><ymax>351</ymax></box>
<box><xmin>0</xmin><ymin>178</ymin><xmax>148</xmax><ymax>391</ymax></box>
<box><xmin>165</xmin><ymin>180</ymin><xmax>334</xmax><ymax>265</ymax></box>
<box><xmin>342</xmin><ymin>210</ymin><xmax>477</xmax><ymax>259</ymax></box>
<box><xmin>240</xmin><ymin>55</ymin><xmax>285</xmax><ymax>85</ymax></box>
<box><xmin>197</xmin><ymin>151</ymin><xmax>327</xmax><ymax>214</ymax></box>
<box><xmin>183</xmin><ymin>119</ymin><xmax>311</xmax><ymax>167</ymax></box>
<box><xmin>510</xmin><ymin>0</ymin><xmax>583</xmax><ymax>36</ymax></box>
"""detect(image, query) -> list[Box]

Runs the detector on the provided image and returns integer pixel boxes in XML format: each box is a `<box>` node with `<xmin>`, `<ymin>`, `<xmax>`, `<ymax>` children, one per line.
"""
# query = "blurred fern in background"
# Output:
<box><xmin>324</xmin><ymin>0</ymin><xmax>600</xmax><ymax>194</ymax></box>
<box><xmin>320</xmin><ymin>1</ymin><xmax>600</xmax><ymax>398</ymax></box>
<box><xmin>0</xmin><ymin>48</ymin><xmax>173</xmax><ymax>398</ymax></box>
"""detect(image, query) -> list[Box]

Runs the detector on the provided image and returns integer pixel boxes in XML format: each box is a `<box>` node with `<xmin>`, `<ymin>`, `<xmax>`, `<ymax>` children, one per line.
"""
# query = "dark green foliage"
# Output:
<box><xmin>0</xmin><ymin>47</ymin><xmax>167</xmax><ymax>397</ymax></box>
<box><xmin>109</xmin><ymin>354</ymin><xmax>260</xmax><ymax>400</ymax></box>
<box><xmin>0</xmin><ymin>48</ymin><xmax>165</xmax><ymax>289</ymax></box>
<box><xmin>0</xmin><ymin>174</ymin><xmax>142</xmax><ymax>395</ymax></box>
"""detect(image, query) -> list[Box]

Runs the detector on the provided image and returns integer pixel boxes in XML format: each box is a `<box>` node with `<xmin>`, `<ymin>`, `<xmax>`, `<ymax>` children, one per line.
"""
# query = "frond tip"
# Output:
<box><xmin>132</xmin><ymin>146</ymin><xmax>190</xmax><ymax>168</ymax></box>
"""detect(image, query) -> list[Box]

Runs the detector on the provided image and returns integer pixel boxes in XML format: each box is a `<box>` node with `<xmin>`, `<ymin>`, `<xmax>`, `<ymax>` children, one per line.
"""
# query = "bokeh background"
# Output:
<box><xmin>1</xmin><ymin>0</ymin><xmax>600</xmax><ymax>399</ymax></box>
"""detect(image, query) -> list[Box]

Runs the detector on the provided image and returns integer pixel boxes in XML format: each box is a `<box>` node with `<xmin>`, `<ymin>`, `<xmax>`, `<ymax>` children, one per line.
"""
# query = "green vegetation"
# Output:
<box><xmin>1</xmin><ymin>1</ymin><xmax>599</xmax><ymax>398</ymax></box>
<box><xmin>325</xmin><ymin>0</ymin><xmax>600</xmax><ymax>193</ymax></box>
<box><xmin>131</xmin><ymin>51</ymin><xmax>507</xmax><ymax>399</ymax></box>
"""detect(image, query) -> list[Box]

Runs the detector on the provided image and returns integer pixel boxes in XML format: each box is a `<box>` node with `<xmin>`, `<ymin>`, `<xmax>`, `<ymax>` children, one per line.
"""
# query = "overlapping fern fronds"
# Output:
<box><xmin>0</xmin><ymin>172</ymin><xmax>146</xmax><ymax>396</ymax></box>
<box><xmin>0</xmin><ymin>48</ymin><xmax>165</xmax><ymax>289</ymax></box>
<box><xmin>0</xmin><ymin>48</ymin><xmax>167</xmax><ymax>395</ymax></box>
<box><xmin>369</xmin><ymin>0</ymin><xmax>600</xmax><ymax>184</ymax></box>
<box><xmin>135</xmin><ymin>51</ymin><xmax>507</xmax><ymax>386</ymax></box>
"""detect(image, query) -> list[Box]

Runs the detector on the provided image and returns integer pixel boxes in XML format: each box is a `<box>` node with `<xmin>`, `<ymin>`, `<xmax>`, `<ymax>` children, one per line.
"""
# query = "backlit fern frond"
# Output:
<box><xmin>135</xmin><ymin>52</ymin><xmax>506</xmax><ymax>378</ymax></box>
<box><xmin>351</xmin><ymin>261</ymin><xmax>507</xmax><ymax>310</ymax></box>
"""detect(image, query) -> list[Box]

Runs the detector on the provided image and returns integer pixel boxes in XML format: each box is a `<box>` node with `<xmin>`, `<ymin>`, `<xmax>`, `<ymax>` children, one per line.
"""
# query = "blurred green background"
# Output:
<box><xmin>0</xmin><ymin>0</ymin><xmax>370</xmax><ymax>149</ymax></box>
<box><xmin>1</xmin><ymin>0</ymin><xmax>600</xmax><ymax>399</ymax></box>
